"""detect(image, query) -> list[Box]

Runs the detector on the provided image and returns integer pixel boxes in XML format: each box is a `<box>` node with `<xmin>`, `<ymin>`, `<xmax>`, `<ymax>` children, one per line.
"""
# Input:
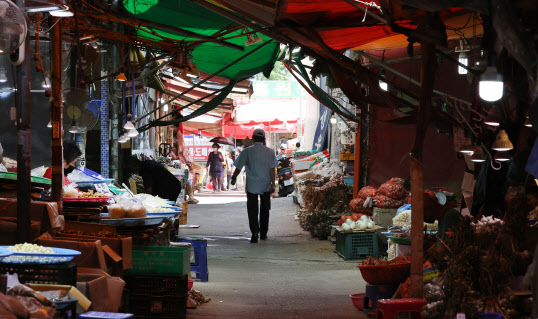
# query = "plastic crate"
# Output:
<box><xmin>343</xmin><ymin>176</ymin><xmax>354</xmax><ymax>186</ymax></box>
<box><xmin>126</xmin><ymin>246</ymin><xmax>191</xmax><ymax>276</ymax></box>
<box><xmin>335</xmin><ymin>230</ymin><xmax>379</xmax><ymax>260</ymax></box>
<box><xmin>0</xmin><ymin>262</ymin><xmax>77</xmax><ymax>286</ymax></box>
<box><xmin>125</xmin><ymin>274</ymin><xmax>188</xmax><ymax>298</ymax></box>
<box><xmin>129</xmin><ymin>295</ymin><xmax>187</xmax><ymax>319</ymax></box>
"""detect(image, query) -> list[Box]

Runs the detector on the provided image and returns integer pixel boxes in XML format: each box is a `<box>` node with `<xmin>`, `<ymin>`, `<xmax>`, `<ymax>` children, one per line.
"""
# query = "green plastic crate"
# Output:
<box><xmin>335</xmin><ymin>230</ymin><xmax>379</xmax><ymax>260</ymax></box>
<box><xmin>0</xmin><ymin>172</ymin><xmax>51</xmax><ymax>185</ymax></box>
<box><xmin>126</xmin><ymin>246</ymin><xmax>191</xmax><ymax>276</ymax></box>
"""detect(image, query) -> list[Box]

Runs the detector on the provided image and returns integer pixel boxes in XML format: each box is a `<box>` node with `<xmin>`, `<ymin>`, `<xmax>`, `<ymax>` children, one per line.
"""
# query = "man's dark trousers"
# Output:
<box><xmin>246</xmin><ymin>192</ymin><xmax>271</xmax><ymax>236</ymax></box>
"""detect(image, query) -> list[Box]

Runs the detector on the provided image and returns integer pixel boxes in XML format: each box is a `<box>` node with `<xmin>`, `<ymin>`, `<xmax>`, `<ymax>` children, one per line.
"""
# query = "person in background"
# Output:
<box><xmin>206</xmin><ymin>143</ymin><xmax>225</xmax><ymax>193</ymax></box>
<box><xmin>231</xmin><ymin>129</ymin><xmax>278</xmax><ymax>243</ymax></box>
<box><xmin>0</xmin><ymin>143</ymin><xmax>7</xmax><ymax>172</ymax></box>
<box><xmin>43</xmin><ymin>140</ymin><xmax>82</xmax><ymax>185</ymax></box>
<box><xmin>125</xmin><ymin>156</ymin><xmax>182</xmax><ymax>202</ymax></box>
<box><xmin>224</xmin><ymin>151</ymin><xmax>233</xmax><ymax>191</ymax></box>
<box><xmin>423</xmin><ymin>191</ymin><xmax>462</xmax><ymax>244</ymax></box>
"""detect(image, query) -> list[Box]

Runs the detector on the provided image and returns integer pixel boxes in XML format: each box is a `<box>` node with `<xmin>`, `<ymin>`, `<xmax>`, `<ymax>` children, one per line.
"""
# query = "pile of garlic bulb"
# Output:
<box><xmin>471</xmin><ymin>215</ymin><xmax>504</xmax><ymax>229</ymax></box>
<box><xmin>8</xmin><ymin>243</ymin><xmax>55</xmax><ymax>254</ymax></box>
<box><xmin>341</xmin><ymin>215</ymin><xmax>376</xmax><ymax>231</ymax></box>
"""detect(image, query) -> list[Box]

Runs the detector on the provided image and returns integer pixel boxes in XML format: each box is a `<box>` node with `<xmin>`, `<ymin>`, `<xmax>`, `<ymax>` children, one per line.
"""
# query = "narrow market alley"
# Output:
<box><xmin>182</xmin><ymin>192</ymin><xmax>368</xmax><ymax>319</ymax></box>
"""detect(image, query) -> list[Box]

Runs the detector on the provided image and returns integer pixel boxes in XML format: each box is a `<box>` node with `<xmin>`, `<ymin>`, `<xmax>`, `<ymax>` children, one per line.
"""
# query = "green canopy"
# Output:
<box><xmin>123</xmin><ymin>0</ymin><xmax>280</xmax><ymax>80</ymax></box>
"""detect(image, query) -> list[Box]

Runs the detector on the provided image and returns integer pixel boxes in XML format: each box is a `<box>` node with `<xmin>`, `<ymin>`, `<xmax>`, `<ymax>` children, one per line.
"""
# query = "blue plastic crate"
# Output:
<box><xmin>79</xmin><ymin>312</ymin><xmax>134</xmax><ymax>319</ymax></box>
<box><xmin>343</xmin><ymin>177</ymin><xmax>354</xmax><ymax>186</ymax></box>
<box><xmin>335</xmin><ymin>230</ymin><xmax>379</xmax><ymax>260</ymax></box>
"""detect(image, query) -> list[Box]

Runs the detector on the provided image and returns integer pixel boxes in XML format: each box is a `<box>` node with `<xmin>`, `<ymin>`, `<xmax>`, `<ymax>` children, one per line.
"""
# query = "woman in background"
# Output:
<box><xmin>43</xmin><ymin>140</ymin><xmax>82</xmax><ymax>185</ymax></box>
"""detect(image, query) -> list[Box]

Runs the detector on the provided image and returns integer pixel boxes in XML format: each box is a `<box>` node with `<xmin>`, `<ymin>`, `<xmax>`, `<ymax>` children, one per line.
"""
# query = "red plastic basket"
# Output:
<box><xmin>350</xmin><ymin>293</ymin><xmax>365</xmax><ymax>310</ymax></box>
<box><xmin>357</xmin><ymin>262</ymin><xmax>410</xmax><ymax>285</ymax></box>
<box><xmin>63</xmin><ymin>196</ymin><xmax>113</xmax><ymax>203</ymax></box>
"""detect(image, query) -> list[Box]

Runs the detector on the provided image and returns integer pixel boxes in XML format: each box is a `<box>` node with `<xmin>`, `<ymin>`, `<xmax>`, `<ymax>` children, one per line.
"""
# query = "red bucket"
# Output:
<box><xmin>350</xmin><ymin>293</ymin><xmax>365</xmax><ymax>310</ymax></box>
<box><xmin>188</xmin><ymin>280</ymin><xmax>194</xmax><ymax>291</ymax></box>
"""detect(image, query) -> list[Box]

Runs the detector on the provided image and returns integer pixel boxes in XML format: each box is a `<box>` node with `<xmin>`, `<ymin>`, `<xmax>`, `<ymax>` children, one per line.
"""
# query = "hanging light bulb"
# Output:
<box><xmin>160</xmin><ymin>97</ymin><xmax>165</xmax><ymax>103</ymax></box>
<box><xmin>455</xmin><ymin>38</ymin><xmax>470</xmax><ymax>75</ymax></box>
<box><xmin>330</xmin><ymin>116</ymin><xmax>337</xmax><ymax>124</ymax></box>
<box><xmin>42</xmin><ymin>81</ymin><xmax>50</xmax><ymax>89</ymax></box>
<box><xmin>127</xmin><ymin>129</ymin><xmax>139</xmax><ymax>137</ymax></box>
<box><xmin>484</xmin><ymin>105</ymin><xmax>502</xmax><ymax>126</ymax></box>
<box><xmin>491</xmin><ymin>130</ymin><xmax>513</xmax><ymax>151</ymax></box>
<box><xmin>458</xmin><ymin>52</ymin><xmax>468</xmax><ymax>75</ymax></box>
<box><xmin>68</xmin><ymin>119</ymin><xmax>79</xmax><ymax>134</ymax></box>
<box><xmin>494</xmin><ymin>151</ymin><xmax>510</xmax><ymax>162</ymax></box>
<box><xmin>163</xmin><ymin>104</ymin><xmax>169</xmax><ymax>112</ymax></box>
<box><xmin>47</xmin><ymin>121</ymin><xmax>52</xmax><ymax>128</ymax></box>
<box><xmin>471</xmin><ymin>147</ymin><xmax>486</xmax><ymax>162</ymax></box>
<box><xmin>459</xmin><ymin>141</ymin><xmax>474</xmax><ymax>155</ymax></box>
<box><xmin>379</xmin><ymin>68</ymin><xmax>388</xmax><ymax>91</ymax></box>
<box><xmin>479</xmin><ymin>66</ymin><xmax>503</xmax><ymax>102</ymax></box>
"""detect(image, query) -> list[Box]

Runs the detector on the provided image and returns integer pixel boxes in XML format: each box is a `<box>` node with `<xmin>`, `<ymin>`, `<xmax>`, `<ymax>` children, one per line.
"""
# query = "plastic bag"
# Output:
<box><xmin>62</xmin><ymin>184</ymin><xmax>79</xmax><ymax>198</ymax></box>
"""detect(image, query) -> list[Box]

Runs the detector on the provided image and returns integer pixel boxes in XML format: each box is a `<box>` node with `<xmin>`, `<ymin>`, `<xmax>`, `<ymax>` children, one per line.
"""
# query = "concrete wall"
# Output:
<box><xmin>300</xmin><ymin>78</ymin><xmax>320</xmax><ymax>151</ymax></box>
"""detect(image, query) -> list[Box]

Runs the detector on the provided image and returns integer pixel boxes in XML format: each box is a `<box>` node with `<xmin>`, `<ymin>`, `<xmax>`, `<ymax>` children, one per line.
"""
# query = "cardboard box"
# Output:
<box><xmin>0</xmin><ymin>199</ymin><xmax>64</xmax><ymax>245</ymax></box>
<box><xmin>27</xmin><ymin>284</ymin><xmax>92</xmax><ymax>311</ymax></box>
<box><xmin>36</xmin><ymin>233</ymin><xmax>107</xmax><ymax>271</ymax></box>
<box><xmin>77</xmin><ymin>268</ymin><xmax>125</xmax><ymax>313</ymax></box>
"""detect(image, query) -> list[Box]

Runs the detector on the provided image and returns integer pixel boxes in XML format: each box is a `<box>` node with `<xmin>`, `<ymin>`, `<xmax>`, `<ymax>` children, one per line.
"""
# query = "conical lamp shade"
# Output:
<box><xmin>494</xmin><ymin>151</ymin><xmax>510</xmax><ymax>162</ymax></box>
<box><xmin>471</xmin><ymin>147</ymin><xmax>486</xmax><ymax>162</ymax></box>
<box><xmin>459</xmin><ymin>141</ymin><xmax>474</xmax><ymax>155</ymax></box>
<box><xmin>127</xmin><ymin>129</ymin><xmax>139</xmax><ymax>137</ymax></box>
<box><xmin>484</xmin><ymin>105</ymin><xmax>502</xmax><ymax>126</ymax></box>
<box><xmin>492</xmin><ymin>130</ymin><xmax>513</xmax><ymax>151</ymax></box>
<box><xmin>124</xmin><ymin>121</ymin><xmax>135</xmax><ymax>130</ymax></box>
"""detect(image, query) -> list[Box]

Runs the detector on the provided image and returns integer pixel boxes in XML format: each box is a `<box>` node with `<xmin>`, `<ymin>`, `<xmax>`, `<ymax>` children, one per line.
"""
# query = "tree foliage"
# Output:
<box><xmin>254</xmin><ymin>62</ymin><xmax>291</xmax><ymax>81</ymax></box>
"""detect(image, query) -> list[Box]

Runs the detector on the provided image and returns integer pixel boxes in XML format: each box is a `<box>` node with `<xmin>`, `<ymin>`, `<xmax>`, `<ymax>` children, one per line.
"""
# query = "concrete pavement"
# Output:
<box><xmin>181</xmin><ymin>191</ymin><xmax>368</xmax><ymax>318</ymax></box>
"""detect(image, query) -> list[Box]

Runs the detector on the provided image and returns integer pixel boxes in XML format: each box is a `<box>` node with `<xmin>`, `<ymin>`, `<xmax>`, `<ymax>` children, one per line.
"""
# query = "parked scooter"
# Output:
<box><xmin>277</xmin><ymin>156</ymin><xmax>294</xmax><ymax>197</ymax></box>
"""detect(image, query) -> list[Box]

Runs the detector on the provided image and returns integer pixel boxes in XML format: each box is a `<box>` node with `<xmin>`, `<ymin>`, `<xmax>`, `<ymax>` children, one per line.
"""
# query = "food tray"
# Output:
<box><xmin>0</xmin><ymin>247</ymin><xmax>81</xmax><ymax>264</ymax></box>
<box><xmin>388</xmin><ymin>236</ymin><xmax>411</xmax><ymax>245</ymax></box>
<box><xmin>0</xmin><ymin>247</ymin><xmax>12</xmax><ymax>261</ymax></box>
<box><xmin>0</xmin><ymin>172</ymin><xmax>52</xmax><ymax>186</ymax></box>
<box><xmin>101</xmin><ymin>212</ymin><xmax>178</xmax><ymax>219</ymax></box>
<box><xmin>63</xmin><ymin>196</ymin><xmax>113</xmax><ymax>203</ymax></box>
<box><xmin>97</xmin><ymin>217</ymin><xmax>167</xmax><ymax>228</ymax></box>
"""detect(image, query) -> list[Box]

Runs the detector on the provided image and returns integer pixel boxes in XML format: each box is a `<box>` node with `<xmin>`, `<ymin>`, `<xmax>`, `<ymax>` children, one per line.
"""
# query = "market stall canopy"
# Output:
<box><xmin>122</xmin><ymin>0</ymin><xmax>280</xmax><ymax>81</ymax></box>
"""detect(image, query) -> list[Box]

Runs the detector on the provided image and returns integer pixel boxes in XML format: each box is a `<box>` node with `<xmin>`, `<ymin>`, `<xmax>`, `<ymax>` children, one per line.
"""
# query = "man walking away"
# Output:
<box><xmin>206</xmin><ymin>143</ymin><xmax>225</xmax><ymax>193</ymax></box>
<box><xmin>231</xmin><ymin>129</ymin><xmax>278</xmax><ymax>243</ymax></box>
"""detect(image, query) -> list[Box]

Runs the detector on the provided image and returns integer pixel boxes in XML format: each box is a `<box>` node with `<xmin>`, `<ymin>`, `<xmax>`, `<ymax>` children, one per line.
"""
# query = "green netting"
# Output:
<box><xmin>123</xmin><ymin>0</ymin><xmax>280</xmax><ymax>80</ymax></box>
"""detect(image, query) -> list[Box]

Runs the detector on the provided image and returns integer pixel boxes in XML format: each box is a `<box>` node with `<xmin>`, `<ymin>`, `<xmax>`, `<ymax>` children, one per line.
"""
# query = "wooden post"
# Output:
<box><xmin>353</xmin><ymin>125</ymin><xmax>361</xmax><ymax>198</ymax></box>
<box><xmin>410</xmin><ymin>40</ymin><xmax>437</xmax><ymax>298</ymax></box>
<box><xmin>50</xmin><ymin>18</ymin><xmax>64</xmax><ymax>212</ymax></box>
<box><xmin>16</xmin><ymin>22</ymin><xmax>32</xmax><ymax>243</ymax></box>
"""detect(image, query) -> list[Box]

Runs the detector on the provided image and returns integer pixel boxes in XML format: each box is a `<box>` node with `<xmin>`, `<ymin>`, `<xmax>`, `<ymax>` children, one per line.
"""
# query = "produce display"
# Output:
<box><xmin>392</xmin><ymin>210</ymin><xmax>439</xmax><ymax>230</ymax></box>
<box><xmin>136</xmin><ymin>193</ymin><xmax>172</xmax><ymax>207</ymax></box>
<box><xmin>349</xmin><ymin>177</ymin><xmax>409</xmax><ymax>213</ymax></box>
<box><xmin>471</xmin><ymin>215</ymin><xmax>504</xmax><ymax>229</ymax></box>
<box><xmin>336</xmin><ymin>214</ymin><xmax>376</xmax><ymax>231</ymax></box>
<box><xmin>108</xmin><ymin>203</ymin><xmax>148</xmax><ymax>219</ymax></box>
<box><xmin>428</xmin><ymin>216</ymin><xmax>532</xmax><ymax>318</ymax></box>
<box><xmin>361</xmin><ymin>256</ymin><xmax>407</xmax><ymax>266</ymax></box>
<box><xmin>297</xmin><ymin>175</ymin><xmax>353</xmax><ymax>239</ymax></box>
<box><xmin>143</xmin><ymin>205</ymin><xmax>177</xmax><ymax>213</ymax></box>
<box><xmin>8</xmin><ymin>243</ymin><xmax>55</xmax><ymax>254</ymax></box>
<box><xmin>79</xmin><ymin>190</ymin><xmax>109</xmax><ymax>198</ymax></box>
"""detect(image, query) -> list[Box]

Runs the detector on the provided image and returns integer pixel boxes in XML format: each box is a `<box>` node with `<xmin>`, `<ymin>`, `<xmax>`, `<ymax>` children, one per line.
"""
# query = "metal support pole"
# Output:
<box><xmin>16</xmin><ymin>27</ymin><xmax>32</xmax><ymax>243</ymax></box>
<box><xmin>50</xmin><ymin>18</ymin><xmax>64</xmax><ymax>211</ymax></box>
<box><xmin>410</xmin><ymin>41</ymin><xmax>437</xmax><ymax>299</ymax></box>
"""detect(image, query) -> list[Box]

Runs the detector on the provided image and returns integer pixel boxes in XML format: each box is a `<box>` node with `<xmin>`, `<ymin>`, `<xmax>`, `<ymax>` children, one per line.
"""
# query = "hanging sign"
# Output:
<box><xmin>312</xmin><ymin>103</ymin><xmax>330</xmax><ymax>151</ymax></box>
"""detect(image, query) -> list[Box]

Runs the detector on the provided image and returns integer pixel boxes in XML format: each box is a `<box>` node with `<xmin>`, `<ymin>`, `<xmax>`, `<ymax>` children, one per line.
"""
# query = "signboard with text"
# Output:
<box><xmin>184</xmin><ymin>135</ymin><xmax>214</xmax><ymax>162</ymax></box>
